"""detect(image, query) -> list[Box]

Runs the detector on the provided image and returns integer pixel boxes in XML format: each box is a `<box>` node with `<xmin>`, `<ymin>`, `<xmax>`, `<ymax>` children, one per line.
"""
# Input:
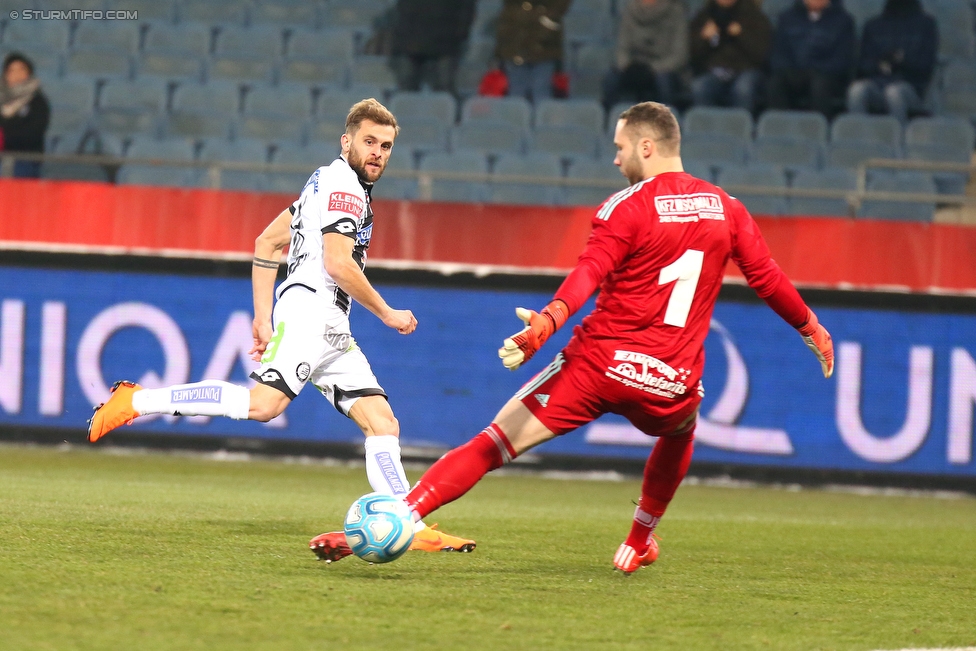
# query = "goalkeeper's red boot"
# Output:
<box><xmin>87</xmin><ymin>380</ymin><xmax>142</xmax><ymax>443</ymax></box>
<box><xmin>409</xmin><ymin>524</ymin><xmax>476</xmax><ymax>553</ymax></box>
<box><xmin>613</xmin><ymin>536</ymin><xmax>659</xmax><ymax>574</ymax></box>
<box><xmin>309</xmin><ymin>531</ymin><xmax>353</xmax><ymax>563</ymax></box>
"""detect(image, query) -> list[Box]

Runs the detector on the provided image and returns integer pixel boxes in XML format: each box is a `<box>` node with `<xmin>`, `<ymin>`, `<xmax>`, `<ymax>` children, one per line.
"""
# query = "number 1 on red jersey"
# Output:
<box><xmin>658</xmin><ymin>249</ymin><xmax>704</xmax><ymax>328</ymax></box>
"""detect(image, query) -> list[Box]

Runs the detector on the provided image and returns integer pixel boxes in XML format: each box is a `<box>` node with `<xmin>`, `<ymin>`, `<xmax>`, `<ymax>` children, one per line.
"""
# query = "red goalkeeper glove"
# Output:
<box><xmin>498</xmin><ymin>300</ymin><xmax>570</xmax><ymax>370</ymax></box>
<box><xmin>797</xmin><ymin>308</ymin><xmax>834</xmax><ymax>378</ymax></box>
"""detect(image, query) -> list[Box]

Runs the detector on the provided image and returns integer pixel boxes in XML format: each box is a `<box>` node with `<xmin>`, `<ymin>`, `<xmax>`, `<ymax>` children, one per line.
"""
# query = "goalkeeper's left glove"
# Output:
<box><xmin>498</xmin><ymin>299</ymin><xmax>569</xmax><ymax>371</ymax></box>
<box><xmin>797</xmin><ymin>308</ymin><xmax>834</xmax><ymax>378</ymax></box>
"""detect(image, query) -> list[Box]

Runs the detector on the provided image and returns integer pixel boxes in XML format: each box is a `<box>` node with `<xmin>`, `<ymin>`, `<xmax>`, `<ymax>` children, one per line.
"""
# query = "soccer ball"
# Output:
<box><xmin>343</xmin><ymin>492</ymin><xmax>415</xmax><ymax>563</ymax></box>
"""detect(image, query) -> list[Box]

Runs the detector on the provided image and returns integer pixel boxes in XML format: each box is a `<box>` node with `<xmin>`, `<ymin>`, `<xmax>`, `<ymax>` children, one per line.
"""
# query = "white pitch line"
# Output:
<box><xmin>873</xmin><ymin>647</ymin><xmax>976</xmax><ymax>651</ymax></box>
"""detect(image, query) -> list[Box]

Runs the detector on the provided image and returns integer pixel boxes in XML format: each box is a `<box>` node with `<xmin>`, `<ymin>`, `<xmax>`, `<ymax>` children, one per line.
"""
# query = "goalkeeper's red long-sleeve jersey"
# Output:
<box><xmin>554</xmin><ymin>170</ymin><xmax>809</xmax><ymax>388</ymax></box>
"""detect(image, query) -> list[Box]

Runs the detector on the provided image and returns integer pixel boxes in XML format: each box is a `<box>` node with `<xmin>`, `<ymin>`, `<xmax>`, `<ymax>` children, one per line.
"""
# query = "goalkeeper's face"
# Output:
<box><xmin>613</xmin><ymin>121</ymin><xmax>645</xmax><ymax>186</ymax></box>
<box><xmin>344</xmin><ymin>120</ymin><xmax>396</xmax><ymax>183</ymax></box>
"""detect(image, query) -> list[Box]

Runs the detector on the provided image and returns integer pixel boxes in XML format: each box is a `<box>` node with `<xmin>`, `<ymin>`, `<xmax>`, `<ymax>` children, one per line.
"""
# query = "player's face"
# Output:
<box><xmin>613</xmin><ymin>120</ymin><xmax>645</xmax><ymax>186</ymax></box>
<box><xmin>344</xmin><ymin>120</ymin><xmax>396</xmax><ymax>183</ymax></box>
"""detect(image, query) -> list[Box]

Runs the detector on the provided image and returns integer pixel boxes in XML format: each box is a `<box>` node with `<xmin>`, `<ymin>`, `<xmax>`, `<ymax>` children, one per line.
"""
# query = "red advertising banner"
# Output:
<box><xmin>2</xmin><ymin>178</ymin><xmax>975</xmax><ymax>293</ymax></box>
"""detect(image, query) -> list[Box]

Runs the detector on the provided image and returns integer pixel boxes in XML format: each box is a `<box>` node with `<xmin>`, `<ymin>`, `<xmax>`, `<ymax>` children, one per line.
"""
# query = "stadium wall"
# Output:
<box><xmin>2</xmin><ymin>178</ymin><xmax>976</xmax><ymax>294</ymax></box>
<box><xmin>1</xmin><ymin>260</ymin><xmax>975</xmax><ymax>485</ymax></box>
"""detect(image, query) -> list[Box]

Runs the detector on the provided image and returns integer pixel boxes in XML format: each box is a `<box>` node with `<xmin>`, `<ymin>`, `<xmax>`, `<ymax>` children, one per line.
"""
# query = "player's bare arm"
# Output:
<box><xmin>322</xmin><ymin>232</ymin><xmax>417</xmax><ymax>334</ymax></box>
<box><xmin>249</xmin><ymin>208</ymin><xmax>292</xmax><ymax>361</ymax></box>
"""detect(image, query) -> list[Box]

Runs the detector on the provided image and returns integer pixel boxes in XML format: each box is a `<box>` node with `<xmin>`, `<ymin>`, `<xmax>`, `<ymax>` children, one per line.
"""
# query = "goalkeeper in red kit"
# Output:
<box><xmin>350</xmin><ymin>102</ymin><xmax>833</xmax><ymax>571</ymax></box>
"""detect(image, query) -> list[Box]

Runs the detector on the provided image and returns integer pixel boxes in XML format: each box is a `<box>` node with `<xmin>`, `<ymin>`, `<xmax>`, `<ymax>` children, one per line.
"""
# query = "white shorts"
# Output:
<box><xmin>250</xmin><ymin>285</ymin><xmax>386</xmax><ymax>416</ymax></box>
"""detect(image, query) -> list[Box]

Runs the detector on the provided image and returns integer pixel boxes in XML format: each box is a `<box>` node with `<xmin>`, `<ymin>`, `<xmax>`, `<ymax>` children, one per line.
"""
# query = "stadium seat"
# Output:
<box><xmin>1</xmin><ymin>17</ymin><xmax>71</xmax><ymax>51</ymax></box>
<box><xmin>199</xmin><ymin>137</ymin><xmax>270</xmax><ymax>165</ymax></box>
<box><xmin>844</xmin><ymin>0</ymin><xmax>885</xmax><ymax>33</ymax></box>
<box><xmin>252</xmin><ymin>0</ymin><xmax>319</xmax><ymax>28</ymax></box>
<box><xmin>716</xmin><ymin>164</ymin><xmax>788</xmax><ymax>216</ymax></box>
<box><xmin>530</xmin><ymin>125</ymin><xmax>600</xmax><ymax>163</ymax></box>
<box><xmin>350</xmin><ymin>56</ymin><xmax>398</xmax><ymax>94</ymax></box>
<box><xmin>928</xmin><ymin>0</ymin><xmax>976</xmax><ymax>59</ymax></box>
<box><xmin>418</xmin><ymin>150</ymin><xmax>489</xmax><ymax>203</ymax></box>
<box><xmin>309</xmin><ymin>120</ymin><xmax>347</xmax><ymax>146</ymax></box>
<box><xmin>904</xmin><ymin>117</ymin><xmax>974</xmax><ymax>194</ymax></box>
<box><xmin>682</xmin><ymin>106</ymin><xmax>753</xmax><ymax>141</ymax></box>
<box><xmin>166</xmin><ymin>80</ymin><xmax>241</xmax><ymax>139</ymax></box>
<box><xmin>178</xmin><ymin>0</ymin><xmax>250</xmax><ymax>27</ymax></box>
<box><xmin>324</xmin><ymin>0</ymin><xmax>393</xmax><ymax>31</ymax></box>
<box><xmin>119</xmin><ymin>136</ymin><xmax>197</xmax><ymax>187</ymax></box>
<box><xmin>370</xmin><ymin>150</ymin><xmax>418</xmax><ymax>201</ymax></box>
<box><xmin>826</xmin><ymin>141</ymin><xmax>900</xmax><ymax>170</ymax></box>
<box><xmin>563</xmin><ymin>10</ymin><xmax>614</xmax><ymax>48</ymax></box>
<box><xmin>1</xmin><ymin>44</ymin><xmax>62</xmax><ymax>79</ymax></box>
<box><xmin>66</xmin><ymin>48</ymin><xmax>133</xmax><ymax>81</ymax></box>
<box><xmin>830</xmin><ymin>114</ymin><xmax>902</xmax><ymax>148</ymax></box>
<box><xmin>318</xmin><ymin>89</ymin><xmax>380</xmax><ymax>124</ymax></box>
<box><xmin>96</xmin><ymin>78</ymin><xmax>170</xmax><ymax>137</ymax></box>
<box><xmin>788</xmin><ymin>168</ymin><xmax>857</xmax><ymax>217</ymax></box>
<box><xmin>760</xmin><ymin>0</ymin><xmax>794</xmax><ymax>21</ymax></box>
<box><xmin>43</xmin><ymin>76</ymin><xmax>97</xmax><ymax>120</ymax></box>
<box><xmin>756</xmin><ymin>110</ymin><xmax>828</xmax><ymax>144</ymax></box>
<box><xmin>74</xmin><ymin>20</ymin><xmax>141</xmax><ymax>56</ymax></box>
<box><xmin>392</xmin><ymin>120</ymin><xmax>450</xmax><ymax>156</ymax></box>
<box><xmin>462</xmin><ymin>96</ymin><xmax>532</xmax><ymax>131</ymax></box>
<box><xmin>280</xmin><ymin>60</ymin><xmax>348</xmax><ymax>87</ymax></box>
<box><xmin>534</xmin><ymin>98</ymin><xmax>604</xmax><ymax>131</ymax></box>
<box><xmin>749</xmin><ymin>137</ymin><xmax>822</xmax><ymax>172</ymax></box>
<box><xmin>452</xmin><ymin>122</ymin><xmax>525</xmax><ymax>157</ymax></box>
<box><xmin>139</xmin><ymin>53</ymin><xmax>206</xmax><ymax>83</ymax></box>
<box><xmin>112</xmin><ymin>0</ymin><xmax>177</xmax><ymax>23</ymax></box>
<box><xmin>389</xmin><ymin>92</ymin><xmax>457</xmax><ymax>127</ymax></box>
<box><xmin>238</xmin><ymin>85</ymin><xmax>309</xmax><ymax>144</ymax></box>
<box><xmin>456</xmin><ymin>37</ymin><xmax>497</xmax><ymax>96</ymax></box>
<box><xmin>569</xmin><ymin>44</ymin><xmax>614</xmax><ymax>99</ymax></box>
<box><xmin>683</xmin><ymin>159</ymin><xmax>715</xmax><ymax>183</ymax></box>
<box><xmin>215</xmin><ymin>25</ymin><xmax>284</xmax><ymax>61</ymax></box>
<box><xmin>564</xmin><ymin>158</ymin><xmax>627</xmax><ymax>206</ymax></box>
<box><xmin>41</xmin><ymin>129</ymin><xmax>114</xmax><ymax>183</ymax></box>
<box><xmin>488</xmin><ymin>152</ymin><xmax>564</xmax><ymax>206</ymax></box>
<box><xmin>143</xmin><ymin>22</ymin><xmax>212</xmax><ymax>59</ymax></box>
<box><xmin>288</xmin><ymin>28</ymin><xmax>355</xmax><ymax>65</ymax></box>
<box><xmin>680</xmin><ymin>134</ymin><xmax>749</xmax><ymax>171</ymax></box>
<box><xmin>859</xmin><ymin>170</ymin><xmax>937</xmax><ymax>221</ymax></box>
<box><xmin>266</xmin><ymin>144</ymin><xmax>331</xmax><ymax>193</ymax></box>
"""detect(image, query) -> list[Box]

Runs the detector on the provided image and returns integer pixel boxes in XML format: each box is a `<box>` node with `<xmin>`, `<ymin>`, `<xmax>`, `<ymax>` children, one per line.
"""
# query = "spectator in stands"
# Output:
<box><xmin>0</xmin><ymin>52</ymin><xmax>50</xmax><ymax>179</ymax></box>
<box><xmin>846</xmin><ymin>0</ymin><xmax>938</xmax><ymax>124</ymax></box>
<box><xmin>602</xmin><ymin>0</ymin><xmax>688</xmax><ymax>111</ymax></box>
<box><xmin>390</xmin><ymin>0</ymin><xmax>477</xmax><ymax>96</ymax></box>
<box><xmin>494</xmin><ymin>0</ymin><xmax>571</xmax><ymax>103</ymax></box>
<box><xmin>767</xmin><ymin>0</ymin><xmax>856</xmax><ymax>119</ymax></box>
<box><xmin>688</xmin><ymin>0</ymin><xmax>772</xmax><ymax>115</ymax></box>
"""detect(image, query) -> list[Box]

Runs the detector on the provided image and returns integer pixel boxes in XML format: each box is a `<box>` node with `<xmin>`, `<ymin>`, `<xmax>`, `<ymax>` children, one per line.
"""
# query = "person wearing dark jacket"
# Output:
<box><xmin>0</xmin><ymin>52</ymin><xmax>50</xmax><ymax>179</ymax></box>
<box><xmin>390</xmin><ymin>0</ymin><xmax>477</xmax><ymax>95</ymax></box>
<box><xmin>602</xmin><ymin>0</ymin><xmax>688</xmax><ymax>110</ymax></box>
<box><xmin>494</xmin><ymin>0</ymin><xmax>571</xmax><ymax>102</ymax></box>
<box><xmin>846</xmin><ymin>0</ymin><xmax>938</xmax><ymax>123</ymax></box>
<box><xmin>689</xmin><ymin>0</ymin><xmax>772</xmax><ymax>114</ymax></box>
<box><xmin>767</xmin><ymin>0</ymin><xmax>856</xmax><ymax>119</ymax></box>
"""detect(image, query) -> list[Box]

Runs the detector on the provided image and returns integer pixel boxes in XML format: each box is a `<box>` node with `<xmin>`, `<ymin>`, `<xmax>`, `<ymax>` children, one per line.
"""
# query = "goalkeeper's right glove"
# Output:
<box><xmin>797</xmin><ymin>308</ymin><xmax>834</xmax><ymax>378</ymax></box>
<box><xmin>498</xmin><ymin>299</ymin><xmax>569</xmax><ymax>371</ymax></box>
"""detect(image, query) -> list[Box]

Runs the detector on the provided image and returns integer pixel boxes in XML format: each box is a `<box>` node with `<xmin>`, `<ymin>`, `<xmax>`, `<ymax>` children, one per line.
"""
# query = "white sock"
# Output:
<box><xmin>131</xmin><ymin>381</ymin><xmax>250</xmax><ymax>420</ymax></box>
<box><xmin>363</xmin><ymin>435</ymin><xmax>427</xmax><ymax>531</ymax></box>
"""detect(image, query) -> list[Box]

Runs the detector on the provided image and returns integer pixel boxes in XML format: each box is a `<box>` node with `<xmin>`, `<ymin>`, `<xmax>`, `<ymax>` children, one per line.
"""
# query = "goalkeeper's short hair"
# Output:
<box><xmin>346</xmin><ymin>98</ymin><xmax>399</xmax><ymax>137</ymax></box>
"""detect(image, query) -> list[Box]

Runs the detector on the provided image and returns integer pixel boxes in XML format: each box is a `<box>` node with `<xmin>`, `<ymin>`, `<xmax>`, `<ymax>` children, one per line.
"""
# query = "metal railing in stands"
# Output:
<box><xmin>1</xmin><ymin>152</ymin><xmax>974</xmax><ymax>217</ymax></box>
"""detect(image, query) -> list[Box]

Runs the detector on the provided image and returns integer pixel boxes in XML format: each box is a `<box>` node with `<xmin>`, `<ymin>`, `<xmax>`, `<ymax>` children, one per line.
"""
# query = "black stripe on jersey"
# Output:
<box><xmin>278</xmin><ymin>283</ymin><xmax>317</xmax><ymax>298</ymax></box>
<box><xmin>334</xmin><ymin>286</ymin><xmax>351</xmax><ymax>314</ymax></box>
<box><xmin>322</xmin><ymin>218</ymin><xmax>357</xmax><ymax>238</ymax></box>
<box><xmin>249</xmin><ymin>368</ymin><xmax>297</xmax><ymax>400</ymax></box>
<box><xmin>288</xmin><ymin>205</ymin><xmax>296</xmax><ymax>215</ymax></box>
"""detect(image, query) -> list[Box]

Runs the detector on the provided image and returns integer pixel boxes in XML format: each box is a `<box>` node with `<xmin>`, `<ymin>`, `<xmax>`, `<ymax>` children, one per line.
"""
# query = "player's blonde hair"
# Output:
<box><xmin>345</xmin><ymin>98</ymin><xmax>400</xmax><ymax>137</ymax></box>
<box><xmin>618</xmin><ymin>102</ymin><xmax>681</xmax><ymax>157</ymax></box>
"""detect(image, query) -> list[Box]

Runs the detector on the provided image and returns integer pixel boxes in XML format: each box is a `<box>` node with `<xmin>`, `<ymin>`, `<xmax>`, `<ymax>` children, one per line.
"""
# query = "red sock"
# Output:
<box><xmin>625</xmin><ymin>429</ymin><xmax>695</xmax><ymax>554</ymax></box>
<box><xmin>406</xmin><ymin>424</ymin><xmax>516</xmax><ymax>519</ymax></box>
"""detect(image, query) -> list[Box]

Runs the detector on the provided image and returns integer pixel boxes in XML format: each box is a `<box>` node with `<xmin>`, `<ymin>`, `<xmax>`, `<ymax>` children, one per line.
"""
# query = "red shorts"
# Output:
<box><xmin>517</xmin><ymin>349</ymin><xmax>701</xmax><ymax>438</ymax></box>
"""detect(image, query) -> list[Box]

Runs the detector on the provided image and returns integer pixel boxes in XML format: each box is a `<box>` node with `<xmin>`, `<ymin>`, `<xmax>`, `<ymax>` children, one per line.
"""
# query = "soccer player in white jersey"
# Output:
<box><xmin>87</xmin><ymin>99</ymin><xmax>475</xmax><ymax>559</ymax></box>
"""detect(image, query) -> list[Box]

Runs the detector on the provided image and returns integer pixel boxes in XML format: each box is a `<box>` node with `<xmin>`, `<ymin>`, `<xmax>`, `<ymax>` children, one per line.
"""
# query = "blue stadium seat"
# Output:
<box><xmin>252</xmin><ymin>0</ymin><xmax>319</xmax><ymax>28</ymax></box>
<box><xmin>266</xmin><ymin>144</ymin><xmax>332</xmax><ymax>193</ymax></box>
<box><xmin>288</xmin><ymin>28</ymin><xmax>356</xmax><ymax>64</ymax></box>
<box><xmin>749</xmin><ymin>137</ymin><xmax>822</xmax><ymax>172</ymax></box>
<box><xmin>681</xmin><ymin>134</ymin><xmax>749</xmax><ymax>169</ymax></box>
<box><xmin>682</xmin><ymin>106</ymin><xmax>753</xmax><ymax>141</ymax></box>
<box><xmin>210</xmin><ymin>26</ymin><xmax>283</xmax><ymax>84</ymax></box>
<box><xmin>350</xmin><ymin>56</ymin><xmax>398</xmax><ymax>94</ymax></box>
<box><xmin>44</xmin><ymin>77</ymin><xmax>97</xmax><ymax>134</ymax></box>
<box><xmin>390</xmin><ymin>91</ymin><xmax>457</xmax><ymax>126</ymax></box>
<box><xmin>418</xmin><ymin>150</ymin><xmax>489</xmax><ymax>203</ymax></box>
<box><xmin>488</xmin><ymin>153</ymin><xmax>564</xmax><ymax>206</ymax></box>
<box><xmin>96</xmin><ymin>79</ymin><xmax>170</xmax><ymax>137</ymax></box>
<box><xmin>904</xmin><ymin>117</ymin><xmax>974</xmax><ymax>194</ymax></box>
<box><xmin>66</xmin><ymin>48</ymin><xmax>133</xmax><ymax>81</ymax></box>
<box><xmin>144</xmin><ymin>22</ymin><xmax>212</xmax><ymax>58</ymax></box>
<box><xmin>178</xmin><ymin>0</ymin><xmax>250</xmax><ymax>27</ymax></box>
<box><xmin>682</xmin><ymin>160</ymin><xmax>715</xmax><ymax>183</ymax></box>
<box><xmin>1</xmin><ymin>17</ymin><xmax>71</xmax><ymax>51</ymax></box>
<box><xmin>452</xmin><ymin>122</ymin><xmax>525</xmax><ymax>156</ymax></box>
<box><xmin>788</xmin><ymin>168</ymin><xmax>857</xmax><ymax>217</ymax></box>
<box><xmin>280</xmin><ymin>59</ymin><xmax>348</xmax><ymax>87</ymax></box>
<box><xmin>238</xmin><ymin>84</ymin><xmax>312</xmax><ymax>143</ymax></box>
<box><xmin>757</xmin><ymin>110</ymin><xmax>829</xmax><ymax>144</ymax></box>
<box><xmin>534</xmin><ymin>98</ymin><xmax>604</xmax><ymax>131</ymax></box>
<box><xmin>392</xmin><ymin>121</ymin><xmax>450</xmax><ymax>156</ymax></box>
<box><xmin>564</xmin><ymin>158</ymin><xmax>627</xmax><ymax>206</ymax></box>
<box><xmin>569</xmin><ymin>43</ymin><xmax>614</xmax><ymax>99</ymax></box>
<box><xmin>462</xmin><ymin>96</ymin><xmax>532</xmax><ymax>131</ymax></box>
<box><xmin>455</xmin><ymin>37</ymin><xmax>496</xmax><ymax>96</ymax></box>
<box><xmin>74</xmin><ymin>20</ymin><xmax>141</xmax><ymax>55</ymax></box>
<box><xmin>530</xmin><ymin>125</ymin><xmax>600</xmax><ymax>163</ymax></box>
<box><xmin>323</xmin><ymin>0</ymin><xmax>393</xmax><ymax>31</ymax></box>
<box><xmin>112</xmin><ymin>0</ymin><xmax>177</xmax><ymax>23</ymax></box>
<box><xmin>716</xmin><ymin>164</ymin><xmax>788</xmax><ymax>216</ymax></box>
<box><xmin>563</xmin><ymin>10</ymin><xmax>614</xmax><ymax>48</ymax></box>
<box><xmin>830</xmin><ymin>114</ymin><xmax>902</xmax><ymax>148</ymax></box>
<box><xmin>859</xmin><ymin>170</ymin><xmax>937</xmax><ymax>221</ymax></box>
<box><xmin>166</xmin><ymin>80</ymin><xmax>241</xmax><ymax>139</ymax></box>
<box><xmin>926</xmin><ymin>0</ymin><xmax>976</xmax><ymax>59</ymax></box>
<box><xmin>119</xmin><ymin>136</ymin><xmax>197</xmax><ymax>187</ymax></box>
<box><xmin>41</xmin><ymin>130</ymin><xmax>114</xmax><ymax>183</ymax></box>
<box><xmin>370</xmin><ymin>150</ymin><xmax>418</xmax><ymax>201</ymax></box>
<box><xmin>196</xmin><ymin>138</ymin><xmax>272</xmax><ymax>191</ymax></box>
<box><xmin>317</xmin><ymin>89</ymin><xmax>379</xmax><ymax>124</ymax></box>
<box><xmin>826</xmin><ymin>141</ymin><xmax>900</xmax><ymax>170</ymax></box>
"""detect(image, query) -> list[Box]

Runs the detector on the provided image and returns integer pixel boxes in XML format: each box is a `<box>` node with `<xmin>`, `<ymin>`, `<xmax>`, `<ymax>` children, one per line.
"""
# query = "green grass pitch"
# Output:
<box><xmin>1</xmin><ymin>444</ymin><xmax>975</xmax><ymax>651</ymax></box>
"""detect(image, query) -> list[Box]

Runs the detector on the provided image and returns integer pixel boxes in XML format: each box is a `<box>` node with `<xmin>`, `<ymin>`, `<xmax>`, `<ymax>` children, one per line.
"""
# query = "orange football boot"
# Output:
<box><xmin>409</xmin><ymin>524</ymin><xmax>476</xmax><ymax>553</ymax></box>
<box><xmin>309</xmin><ymin>531</ymin><xmax>354</xmax><ymax>563</ymax></box>
<box><xmin>87</xmin><ymin>380</ymin><xmax>142</xmax><ymax>443</ymax></box>
<box><xmin>613</xmin><ymin>536</ymin><xmax>659</xmax><ymax>573</ymax></box>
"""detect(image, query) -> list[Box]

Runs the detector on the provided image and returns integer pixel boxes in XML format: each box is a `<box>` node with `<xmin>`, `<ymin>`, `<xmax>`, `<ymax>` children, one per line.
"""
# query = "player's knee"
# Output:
<box><xmin>248</xmin><ymin>396</ymin><xmax>286</xmax><ymax>422</ymax></box>
<box><xmin>362</xmin><ymin>414</ymin><xmax>398</xmax><ymax>438</ymax></box>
